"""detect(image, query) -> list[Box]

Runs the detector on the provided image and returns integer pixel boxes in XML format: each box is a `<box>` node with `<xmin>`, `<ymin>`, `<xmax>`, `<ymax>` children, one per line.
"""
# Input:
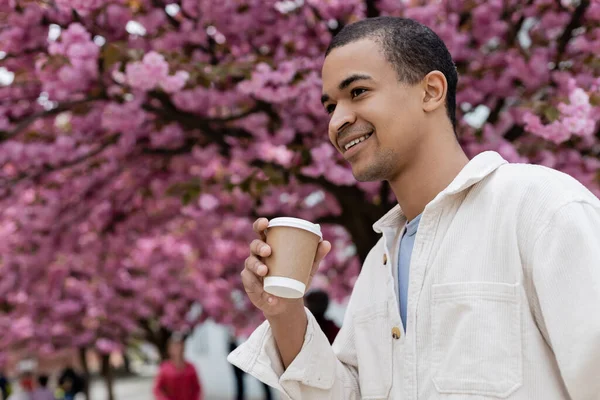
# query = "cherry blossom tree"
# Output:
<box><xmin>0</xmin><ymin>0</ymin><xmax>598</xmax><ymax>379</ymax></box>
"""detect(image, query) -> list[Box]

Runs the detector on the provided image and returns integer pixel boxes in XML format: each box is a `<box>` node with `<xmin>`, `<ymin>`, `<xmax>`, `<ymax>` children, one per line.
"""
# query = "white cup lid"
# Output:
<box><xmin>267</xmin><ymin>217</ymin><xmax>323</xmax><ymax>241</ymax></box>
<box><xmin>263</xmin><ymin>276</ymin><xmax>306</xmax><ymax>299</ymax></box>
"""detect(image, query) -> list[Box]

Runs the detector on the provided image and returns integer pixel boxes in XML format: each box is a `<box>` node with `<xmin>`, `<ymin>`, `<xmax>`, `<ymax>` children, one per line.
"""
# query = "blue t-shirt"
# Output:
<box><xmin>398</xmin><ymin>213</ymin><xmax>422</xmax><ymax>331</ymax></box>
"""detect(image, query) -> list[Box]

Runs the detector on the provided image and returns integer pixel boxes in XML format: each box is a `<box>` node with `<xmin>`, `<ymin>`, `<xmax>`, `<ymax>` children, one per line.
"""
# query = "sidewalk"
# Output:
<box><xmin>89</xmin><ymin>375</ymin><xmax>275</xmax><ymax>400</ymax></box>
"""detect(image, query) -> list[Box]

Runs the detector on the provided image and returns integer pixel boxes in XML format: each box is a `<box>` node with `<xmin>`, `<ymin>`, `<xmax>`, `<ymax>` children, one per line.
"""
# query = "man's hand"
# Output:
<box><xmin>241</xmin><ymin>217</ymin><xmax>332</xmax><ymax>319</ymax></box>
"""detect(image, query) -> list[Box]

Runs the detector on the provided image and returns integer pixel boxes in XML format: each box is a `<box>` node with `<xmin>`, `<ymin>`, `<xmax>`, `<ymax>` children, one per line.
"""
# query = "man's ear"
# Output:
<box><xmin>422</xmin><ymin>70</ymin><xmax>447</xmax><ymax>113</ymax></box>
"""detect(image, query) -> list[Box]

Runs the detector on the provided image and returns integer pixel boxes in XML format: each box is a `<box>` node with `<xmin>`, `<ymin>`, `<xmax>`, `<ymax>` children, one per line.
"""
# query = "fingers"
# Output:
<box><xmin>250</xmin><ymin>239</ymin><xmax>271</xmax><ymax>258</ymax></box>
<box><xmin>241</xmin><ymin>268</ymin><xmax>264</xmax><ymax>303</ymax></box>
<box><xmin>308</xmin><ymin>240</ymin><xmax>332</xmax><ymax>284</ymax></box>
<box><xmin>253</xmin><ymin>218</ymin><xmax>269</xmax><ymax>240</ymax></box>
<box><xmin>241</xmin><ymin>267</ymin><xmax>279</xmax><ymax>309</ymax></box>
<box><xmin>244</xmin><ymin>255</ymin><xmax>268</xmax><ymax>277</ymax></box>
<box><xmin>314</xmin><ymin>240</ymin><xmax>332</xmax><ymax>267</ymax></box>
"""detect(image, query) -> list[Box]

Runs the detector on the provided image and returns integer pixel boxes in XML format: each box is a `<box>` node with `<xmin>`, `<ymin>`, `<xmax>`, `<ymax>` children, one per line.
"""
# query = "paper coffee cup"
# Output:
<box><xmin>263</xmin><ymin>217</ymin><xmax>323</xmax><ymax>299</ymax></box>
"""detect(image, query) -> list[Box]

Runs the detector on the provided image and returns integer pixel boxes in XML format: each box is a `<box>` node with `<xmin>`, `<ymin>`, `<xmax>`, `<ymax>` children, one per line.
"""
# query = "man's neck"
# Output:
<box><xmin>388</xmin><ymin>135</ymin><xmax>469</xmax><ymax>221</ymax></box>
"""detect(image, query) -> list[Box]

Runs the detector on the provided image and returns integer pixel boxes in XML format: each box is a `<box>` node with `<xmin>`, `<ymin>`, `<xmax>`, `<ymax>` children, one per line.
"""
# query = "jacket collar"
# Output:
<box><xmin>373</xmin><ymin>151</ymin><xmax>508</xmax><ymax>233</ymax></box>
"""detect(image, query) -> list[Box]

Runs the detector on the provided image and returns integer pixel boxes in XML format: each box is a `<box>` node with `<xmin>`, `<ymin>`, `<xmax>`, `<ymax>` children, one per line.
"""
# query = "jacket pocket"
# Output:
<box><xmin>353</xmin><ymin>301</ymin><xmax>392</xmax><ymax>399</ymax></box>
<box><xmin>431</xmin><ymin>282</ymin><xmax>523</xmax><ymax>398</ymax></box>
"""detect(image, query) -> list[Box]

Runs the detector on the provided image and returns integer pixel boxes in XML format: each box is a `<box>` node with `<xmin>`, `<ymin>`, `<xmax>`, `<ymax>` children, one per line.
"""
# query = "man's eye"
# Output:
<box><xmin>351</xmin><ymin>88</ymin><xmax>367</xmax><ymax>98</ymax></box>
<box><xmin>326</xmin><ymin>104</ymin><xmax>336</xmax><ymax>114</ymax></box>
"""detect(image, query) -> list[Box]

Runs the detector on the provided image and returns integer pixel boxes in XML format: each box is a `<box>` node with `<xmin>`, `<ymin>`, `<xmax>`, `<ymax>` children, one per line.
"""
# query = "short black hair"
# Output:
<box><xmin>38</xmin><ymin>375</ymin><xmax>49</xmax><ymax>387</ymax></box>
<box><xmin>326</xmin><ymin>17</ymin><xmax>458</xmax><ymax>131</ymax></box>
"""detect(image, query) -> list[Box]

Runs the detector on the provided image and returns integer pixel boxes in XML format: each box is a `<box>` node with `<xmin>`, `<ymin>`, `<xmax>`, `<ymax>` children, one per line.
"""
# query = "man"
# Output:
<box><xmin>228</xmin><ymin>16</ymin><xmax>600</xmax><ymax>399</ymax></box>
<box><xmin>153</xmin><ymin>334</ymin><xmax>203</xmax><ymax>400</ymax></box>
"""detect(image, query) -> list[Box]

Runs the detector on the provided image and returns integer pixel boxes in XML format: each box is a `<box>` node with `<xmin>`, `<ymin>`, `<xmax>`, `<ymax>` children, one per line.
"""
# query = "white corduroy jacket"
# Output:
<box><xmin>228</xmin><ymin>151</ymin><xmax>600</xmax><ymax>400</ymax></box>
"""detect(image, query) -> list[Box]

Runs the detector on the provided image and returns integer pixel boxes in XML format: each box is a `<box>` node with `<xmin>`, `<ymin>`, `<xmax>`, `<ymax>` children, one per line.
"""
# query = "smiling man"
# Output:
<box><xmin>228</xmin><ymin>17</ymin><xmax>600</xmax><ymax>399</ymax></box>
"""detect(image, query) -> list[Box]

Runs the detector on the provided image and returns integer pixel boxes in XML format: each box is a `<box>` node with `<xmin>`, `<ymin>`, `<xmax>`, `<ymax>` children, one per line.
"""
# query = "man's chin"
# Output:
<box><xmin>351</xmin><ymin>167</ymin><xmax>382</xmax><ymax>183</ymax></box>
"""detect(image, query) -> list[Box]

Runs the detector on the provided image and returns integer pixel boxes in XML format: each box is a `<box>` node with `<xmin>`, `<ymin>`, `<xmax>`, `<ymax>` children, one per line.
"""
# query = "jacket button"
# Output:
<box><xmin>383</xmin><ymin>253</ymin><xmax>388</xmax><ymax>265</ymax></box>
<box><xmin>392</xmin><ymin>327</ymin><xmax>401</xmax><ymax>340</ymax></box>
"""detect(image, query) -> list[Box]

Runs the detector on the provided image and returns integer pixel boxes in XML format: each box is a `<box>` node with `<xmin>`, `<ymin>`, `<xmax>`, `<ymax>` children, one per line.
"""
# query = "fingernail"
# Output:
<box><xmin>267</xmin><ymin>297</ymin><xmax>273</xmax><ymax>304</ymax></box>
<box><xmin>258</xmin><ymin>264</ymin><xmax>267</xmax><ymax>275</ymax></box>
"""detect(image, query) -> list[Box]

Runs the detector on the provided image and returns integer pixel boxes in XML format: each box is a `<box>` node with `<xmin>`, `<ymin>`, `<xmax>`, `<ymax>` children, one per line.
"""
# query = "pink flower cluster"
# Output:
<box><xmin>35</xmin><ymin>23</ymin><xmax>100</xmax><ymax>100</ymax></box>
<box><xmin>524</xmin><ymin>81</ymin><xmax>599</xmax><ymax>144</ymax></box>
<box><xmin>302</xmin><ymin>143</ymin><xmax>357</xmax><ymax>186</ymax></box>
<box><xmin>125</xmin><ymin>52</ymin><xmax>189</xmax><ymax>93</ymax></box>
<box><xmin>54</xmin><ymin>0</ymin><xmax>105</xmax><ymax>13</ymax></box>
<box><xmin>0</xmin><ymin>5</ymin><xmax>47</xmax><ymax>54</ymax></box>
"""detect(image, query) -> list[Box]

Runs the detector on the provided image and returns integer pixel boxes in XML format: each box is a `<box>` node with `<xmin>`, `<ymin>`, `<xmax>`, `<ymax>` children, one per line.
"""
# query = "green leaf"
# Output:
<box><xmin>543</xmin><ymin>106</ymin><xmax>560</xmax><ymax>122</ymax></box>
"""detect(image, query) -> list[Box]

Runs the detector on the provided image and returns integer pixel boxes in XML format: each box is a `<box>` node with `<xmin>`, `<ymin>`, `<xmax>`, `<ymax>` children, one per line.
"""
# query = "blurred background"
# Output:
<box><xmin>0</xmin><ymin>0</ymin><xmax>598</xmax><ymax>399</ymax></box>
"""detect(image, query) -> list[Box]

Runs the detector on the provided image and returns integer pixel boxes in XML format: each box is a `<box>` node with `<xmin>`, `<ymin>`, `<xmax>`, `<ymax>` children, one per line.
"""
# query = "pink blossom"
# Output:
<box><xmin>198</xmin><ymin>194</ymin><xmax>220</xmax><ymax>211</ymax></box>
<box><xmin>126</xmin><ymin>51</ymin><xmax>170</xmax><ymax>91</ymax></box>
<box><xmin>160</xmin><ymin>71</ymin><xmax>190</xmax><ymax>94</ymax></box>
<box><xmin>55</xmin><ymin>0</ymin><xmax>104</xmax><ymax>13</ymax></box>
<box><xmin>125</xmin><ymin>62</ymin><xmax>155</xmax><ymax>91</ymax></box>
<box><xmin>101</xmin><ymin>101</ymin><xmax>147</xmax><ymax>133</ymax></box>
<box><xmin>96</xmin><ymin>338</ymin><xmax>121</xmax><ymax>353</ymax></box>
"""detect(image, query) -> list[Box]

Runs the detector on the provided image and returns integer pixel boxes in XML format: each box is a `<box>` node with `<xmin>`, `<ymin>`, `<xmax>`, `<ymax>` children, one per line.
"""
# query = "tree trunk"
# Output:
<box><xmin>122</xmin><ymin>352</ymin><xmax>132</xmax><ymax>375</ymax></box>
<box><xmin>157</xmin><ymin>327</ymin><xmax>171</xmax><ymax>362</ymax></box>
<box><xmin>101</xmin><ymin>354</ymin><xmax>115</xmax><ymax>400</ymax></box>
<box><xmin>78</xmin><ymin>347</ymin><xmax>91</xmax><ymax>400</ymax></box>
<box><xmin>141</xmin><ymin>321</ymin><xmax>172</xmax><ymax>362</ymax></box>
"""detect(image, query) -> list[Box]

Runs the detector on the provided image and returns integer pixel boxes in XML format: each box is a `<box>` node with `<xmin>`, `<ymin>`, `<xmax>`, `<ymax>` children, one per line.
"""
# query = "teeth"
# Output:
<box><xmin>344</xmin><ymin>133</ymin><xmax>371</xmax><ymax>151</ymax></box>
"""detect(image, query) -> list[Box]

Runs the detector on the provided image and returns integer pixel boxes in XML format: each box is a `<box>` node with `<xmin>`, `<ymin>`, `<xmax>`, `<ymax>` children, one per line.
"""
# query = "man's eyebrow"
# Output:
<box><xmin>321</xmin><ymin>74</ymin><xmax>374</xmax><ymax>105</ymax></box>
<box><xmin>338</xmin><ymin>74</ymin><xmax>373</xmax><ymax>91</ymax></box>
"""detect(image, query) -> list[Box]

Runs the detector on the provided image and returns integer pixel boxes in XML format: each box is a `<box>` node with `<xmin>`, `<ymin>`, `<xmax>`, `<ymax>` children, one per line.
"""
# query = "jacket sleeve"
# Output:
<box><xmin>530</xmin><ymin>201</ymin><xmax>600</xmax><ymax>399</ymax></box>
<box><xmin>227</xmin><ymin>304</ymin><xmax>361</xmax><ymax>399</ymax></box>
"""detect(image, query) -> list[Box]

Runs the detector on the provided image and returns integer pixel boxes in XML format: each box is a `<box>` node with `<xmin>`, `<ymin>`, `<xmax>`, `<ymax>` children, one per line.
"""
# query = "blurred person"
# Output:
<box><xmin>228</xmin><ymin>334</ymin><xmax>273</xmax><ymax>400</ymax></box>
<box><xmin>0</xmin><ymin>370</ymin><xmax>12</xmax><ymax>400</ymax></box>
<box><xmin>153</xmin><ymin>334</ymin><xmax>203</xmax><ymax>400</ymax></box>
<box><xmin>57</xmin><ymin>367</ymin><xmax>82</xmax><ymax>400</ymax></box>
<box><xmin>228</xmin><ymin>334</ymin><xmax>246</xmax><ymax>400</ymax></box>
<box><xmin>304</xmin><ymin>290</ymin><xmax>339</xmax><ymax>344</ymax></box>
<box><xmin>55</xmin><ymin>378</ymin><xmax>73</xmax><ymax>400</ymax></box>
<box><xmin>31</xmin><ymin>375</ymin><xmax>55</xmax><ymax>400</ymax></box>
<box><xmin>7</xmin><ymin>371</ymin><xmax>34</xmax><ymax>400</ymax></box>
<box><xmin>230</xmin><ymin>16</ymin><xmax>600</xmax><ymax>400</ymax></box>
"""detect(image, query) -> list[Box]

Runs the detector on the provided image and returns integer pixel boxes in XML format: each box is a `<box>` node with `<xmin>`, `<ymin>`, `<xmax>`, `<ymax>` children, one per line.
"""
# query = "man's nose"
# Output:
<box><xmin>329</xmin><ymin>105</ymin><xmax>357</xmax><ymax>137</ymax></box>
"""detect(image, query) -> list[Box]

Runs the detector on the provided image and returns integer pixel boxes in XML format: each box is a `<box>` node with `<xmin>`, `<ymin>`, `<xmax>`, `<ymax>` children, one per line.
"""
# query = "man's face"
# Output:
<box><xmin>321</xmin><ymin>39</ymin><xmax>425</xmax><ymax>182</ymax></box>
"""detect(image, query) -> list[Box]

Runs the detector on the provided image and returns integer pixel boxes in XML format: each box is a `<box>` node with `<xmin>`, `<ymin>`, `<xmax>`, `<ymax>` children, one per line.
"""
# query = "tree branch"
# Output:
<box><xmin>142</xmin><ymin>137</ymin><xmax>200</xmax><ymax>156</ymax></box>
<box><xmin>555</xmin><ymin>0</ymin><xmax>590</xmax><ymax>64</ymax></box>
<box><xmin>0</xmin><ymin>134</ymin><xmax>119</xmax><ymax>188</ymax></box>
<box><xmin>0</xmin><ymin>97</ymin><xmax>102</xmax><ymax>142</ymax></box>
<box><xmin>152</xmin><ymin>0</ymin><xmax>181</xmax><ymax>28</ymax></box>
<box><xmin>144</xmin><ymin>91</ymin><xmax>255</xmax><ymax>153</ymax></box>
